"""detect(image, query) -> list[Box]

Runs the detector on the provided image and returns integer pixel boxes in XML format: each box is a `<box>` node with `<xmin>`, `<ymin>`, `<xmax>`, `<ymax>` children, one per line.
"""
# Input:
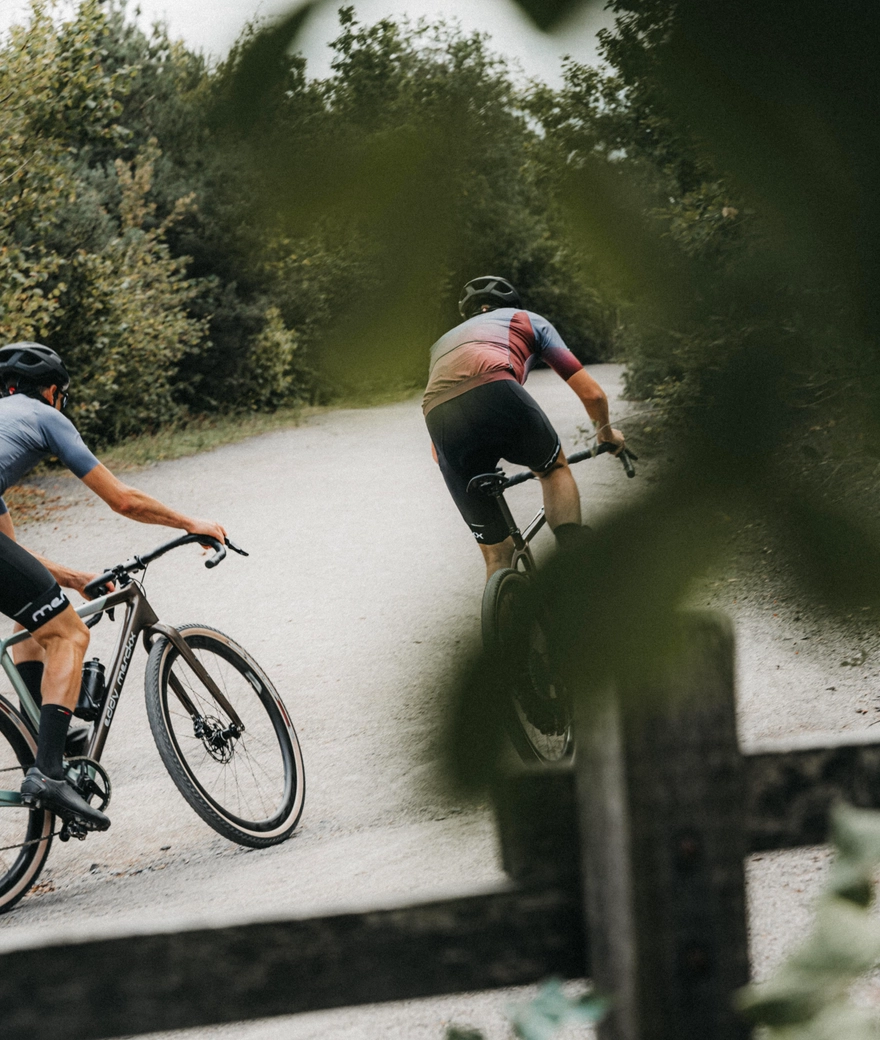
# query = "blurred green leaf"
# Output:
<box><xmin>775</xmin><ymin>497</ymin><xmax>880</xmax><ymax>615</ymax></box>
<box><xmin>828</xmin><ymin>805</ymin><xmax>880</xmax><ymax>906</ymax></box>
<box><xmin>510</xmin><ymin>0</ymin><xmax>598</xmax><ymax>32</ymax></box>
<box><xmin>225</xmin><ymin>3</ymin><xmax>319</xmax><ymax>128</ymax></box>
<box><xmin>740</xmin><ymin>805</ymin><xmax>880</xmax><ymax>1036</ymax></box>
<box><xmin>559</xmin><ymin>157</ymin><xmax>693</xmax><ymax>315</ymax></box>
<box><xmin>509</xmin><ymin>979</ymin><xmax>609</xmax><ymax>1039</ymax></box>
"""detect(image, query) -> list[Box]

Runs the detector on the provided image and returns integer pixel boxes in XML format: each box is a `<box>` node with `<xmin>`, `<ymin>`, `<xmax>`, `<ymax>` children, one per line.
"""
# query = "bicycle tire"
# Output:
<box><xmin>145</xmin><ymin>625</ymin><xmax>305</xmax><ymax>848</ymax></box>
<box><xmin>481</xmin><ymin>569</ymin><xmax>574</xmax><ymax>764</ymax></box>
<box><xmin>0</xmin><ymin>699</ymin><xmax>53</xmax><ymax>913</ymax></box>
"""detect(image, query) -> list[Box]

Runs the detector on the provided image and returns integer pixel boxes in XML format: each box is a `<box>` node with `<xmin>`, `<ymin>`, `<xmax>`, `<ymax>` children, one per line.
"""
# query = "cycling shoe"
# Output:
<box><xmin>65</xmin><ymin>724</ymin><xmax>91</xmax><ymax>758</ymax></box>
<box><xmin>20</xmin><ymin>767</ymin><xmax>110</xmax><ymax>831</ymax></box>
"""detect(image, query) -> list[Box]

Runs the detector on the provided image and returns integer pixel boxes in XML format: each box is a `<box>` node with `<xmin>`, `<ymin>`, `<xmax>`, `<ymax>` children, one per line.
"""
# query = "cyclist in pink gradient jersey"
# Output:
<box><xmin>424</xmin><ymin>276</ymin><xmax>625</xmax><ymax>579</ymax></box>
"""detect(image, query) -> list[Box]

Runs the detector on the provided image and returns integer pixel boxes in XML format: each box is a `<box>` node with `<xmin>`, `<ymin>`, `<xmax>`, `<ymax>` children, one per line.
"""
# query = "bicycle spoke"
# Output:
<box><xmin>165</xmin><ymin>648</ymin><xmax>287</xmax><ymax>817</ymax></box>
<box><xmin>146</xmin><ymin>626</ymin><xmax>304</xmax><ymax>847</ymax></box>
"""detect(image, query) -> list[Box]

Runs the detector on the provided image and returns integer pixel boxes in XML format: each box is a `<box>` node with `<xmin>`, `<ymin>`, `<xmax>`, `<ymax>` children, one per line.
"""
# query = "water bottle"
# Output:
<box><xmin>75</xmin><ymin>658</ymin><xmax>106</xmax><ymax>722</ymax></box>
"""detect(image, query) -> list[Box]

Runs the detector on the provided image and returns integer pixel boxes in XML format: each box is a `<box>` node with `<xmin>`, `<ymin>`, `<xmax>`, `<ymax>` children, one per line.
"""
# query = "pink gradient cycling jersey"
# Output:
<box><xmin>422</xmin><ymin>308</ymin><xmax>583</xmax><ymax>415</ymax></box>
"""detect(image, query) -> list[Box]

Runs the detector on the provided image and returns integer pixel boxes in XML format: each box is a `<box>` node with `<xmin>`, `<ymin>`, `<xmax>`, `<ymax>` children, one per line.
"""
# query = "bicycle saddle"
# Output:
<box><xmin>467</xmin><ymin>470</ymin><xmax>507</xmax><ymax>497</ymax></box>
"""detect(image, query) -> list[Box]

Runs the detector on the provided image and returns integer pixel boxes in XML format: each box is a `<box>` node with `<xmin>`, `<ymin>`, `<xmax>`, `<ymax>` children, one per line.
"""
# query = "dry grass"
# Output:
<box><xmin>4</xmin><ymin>484</ymin><xmax>72</xmax><ymax>525</ymax></box>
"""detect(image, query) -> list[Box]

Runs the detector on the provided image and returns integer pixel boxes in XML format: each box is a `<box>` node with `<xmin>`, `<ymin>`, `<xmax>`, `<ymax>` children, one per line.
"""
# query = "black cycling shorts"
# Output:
<box><xmin>0</xmin><ymin>532</ymin><xmax>69</xmax><ymax>632</ymax></box>
<box><xmin>426</xmin><ymin>378</ymin><xmax>561</xmax><ymax>545</ymax></box>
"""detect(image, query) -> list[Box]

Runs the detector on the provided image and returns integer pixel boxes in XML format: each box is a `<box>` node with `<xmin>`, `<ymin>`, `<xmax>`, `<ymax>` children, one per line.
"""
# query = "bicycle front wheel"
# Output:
<box><xmin>482</xmin><ymin>569</ymin><xmax>574</xmax><ymax>764</ymax></box>
<box><xmin>145</xmin><ymin>625</ymin><xmax>305</xmax><ymax>848</ymax></box>
<box><xmin>0</xmin><ymin>700</ymin><xmax>53</xmax><ymax>913</ymax></box>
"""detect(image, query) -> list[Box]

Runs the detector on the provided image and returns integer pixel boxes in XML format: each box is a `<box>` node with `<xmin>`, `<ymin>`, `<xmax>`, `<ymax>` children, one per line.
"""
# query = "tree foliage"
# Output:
<box><xmin>0</xmin><ymin>1</ymin><xmax>618</xmax><ymax>444</ymax></box>
<box><xmin>213</xmin><ymin>5</ymin><xmax>615</xmax><ymax>390</ymax></box>
<box><xmin>527</xmin><ymin>0</ymin><xmax>875</xmax><ymax>444</ymax></box>
<box><xmin>0</xmin><ymin>1</ymin><xmax>207</xmax><ymax>442</ymax></box>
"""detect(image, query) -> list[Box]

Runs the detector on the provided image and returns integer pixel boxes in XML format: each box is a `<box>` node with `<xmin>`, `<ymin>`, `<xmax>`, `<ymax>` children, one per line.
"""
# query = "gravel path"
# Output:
<box><xmin>2</xmin><ymin>365</ymin><xmax>875</xmax><ymax>1038</ymax></box>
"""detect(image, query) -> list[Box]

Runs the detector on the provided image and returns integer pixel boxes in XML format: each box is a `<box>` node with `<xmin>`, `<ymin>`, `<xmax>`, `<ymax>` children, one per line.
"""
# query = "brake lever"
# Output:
<box><xmin>225</xmin><ymin>538</ymin><xmax>249</xmax><ymax>557</ymax></box>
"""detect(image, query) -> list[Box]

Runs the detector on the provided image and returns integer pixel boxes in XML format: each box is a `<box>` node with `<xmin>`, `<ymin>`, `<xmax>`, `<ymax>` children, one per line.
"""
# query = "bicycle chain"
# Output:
<box><xmin>0</xmin><ymin>827</ymin><xmax>61</xmax><ymax>854</ymax></box>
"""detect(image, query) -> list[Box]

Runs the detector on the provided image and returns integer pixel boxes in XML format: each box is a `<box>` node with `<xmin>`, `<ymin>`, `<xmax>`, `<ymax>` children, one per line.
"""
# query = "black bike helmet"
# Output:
<box><xmin>0</xmin><ymin>342</ymin><xmax>70</xmax><ymax>395</ymax></box>
<box><xmin>458</xmin><ymin>276</ymin><xmax>521</xmax><ymax>319</ymax></box>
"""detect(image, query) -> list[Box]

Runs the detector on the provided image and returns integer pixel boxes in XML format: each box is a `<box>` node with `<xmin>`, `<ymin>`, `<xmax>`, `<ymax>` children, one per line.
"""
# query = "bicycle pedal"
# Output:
<box><xmin>59</xmin><ymin>819</ymin><xmax>89</xmax><ymax>842</ymax></box>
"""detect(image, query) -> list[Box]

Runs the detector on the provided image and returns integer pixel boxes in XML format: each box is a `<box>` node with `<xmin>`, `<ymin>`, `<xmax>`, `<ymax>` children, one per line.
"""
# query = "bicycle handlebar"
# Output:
<box><xmin>571</xmin><ymin>442</ymin><xmax>638</xmax><ymax>478</ymax></box>
<box><xmin>83</xmin><ymin>535</ymin><xmax>248</xmax><ymax>599</ymax></box>
<box><xmin>503</xmin><ymin>442</ymin><xmax>638</xmax><ymax>490</ymax></box>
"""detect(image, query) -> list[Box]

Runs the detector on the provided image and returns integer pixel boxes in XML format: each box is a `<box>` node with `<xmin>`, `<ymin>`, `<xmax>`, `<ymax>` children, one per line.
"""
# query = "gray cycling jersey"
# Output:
<box><xmin>0</xmin><ymin>393</ymin><xmax>99</xmax><ymax>515</ymax></box>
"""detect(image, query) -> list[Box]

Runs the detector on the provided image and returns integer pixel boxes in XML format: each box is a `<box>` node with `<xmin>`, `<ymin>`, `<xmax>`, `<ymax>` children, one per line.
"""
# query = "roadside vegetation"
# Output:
<box><xmin>3</xmin><ymin>0</ymin><xmax>870</xmax><ymax>475</ymax></box>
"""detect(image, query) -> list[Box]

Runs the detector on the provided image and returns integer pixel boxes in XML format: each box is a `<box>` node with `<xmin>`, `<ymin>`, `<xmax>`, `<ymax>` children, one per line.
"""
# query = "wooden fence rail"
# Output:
<box><xmin>2</xmin><ymin>612</ymin><xmax>878</xmax><ymax>1040</ymax></box>
<box><xmin>0</xmin><ymin>884</ymin><xmax>585</xmax><ymax>1040</ymax></box>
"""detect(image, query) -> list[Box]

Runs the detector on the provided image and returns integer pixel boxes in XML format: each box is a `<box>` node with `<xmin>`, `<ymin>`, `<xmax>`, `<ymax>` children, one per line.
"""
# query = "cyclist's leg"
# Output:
<box><xmin>11</xmin><ymin>637</ymin><xmax>45</xmax><ymax>706</ymax></box>
<box><xmin>0</xmin><ymin>533</ymin><xmax>88</xmax><ymax>714</ymax></box>
<box><xmin>22</xmin><ymin>612</ymin><xmax>106</xmax><ymax>827</ymax></box>
<box><xmin>533</xmin><ymin>454</ymin><xmax>582</xmax><ymax>531</ymax></box>
<box><xmin>479</xmin><ymin>536</ymin><xmax>515</xmax><ymax>580</ymax></box>
<box><xmin>426</xmin><ymin>388</ymin><xmax>511</xmax><ymax>577</ymax></box>
<box><xmin>0</xmin><ymin>534</ymin><xmax>105</xmax><ymax>825</ymax></box>
<box><xmin>28</xmin><ymin>608</ymin><xmax>89</xmax><ymax>711</ymax></box>
<box><xmin>11</xmin><ymin>623</ymin><xmax>94</xmax><ymax>756</ymax></box>
<box><xmin>500</xmin><ymin>381</ymin><xmax>582</xmax><ymax>541</ymax></box>
<box><xmin>437</xmin><ymin>450</ymin><xmax>512</xmax><ymax>579</ymax></box>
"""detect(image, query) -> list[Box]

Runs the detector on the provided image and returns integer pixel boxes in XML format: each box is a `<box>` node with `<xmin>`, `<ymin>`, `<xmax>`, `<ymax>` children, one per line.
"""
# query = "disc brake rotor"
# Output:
<box><xmin>193</xmin><ymin>715</ymin><xmax>239</xmax><ymax>763</ymax></box>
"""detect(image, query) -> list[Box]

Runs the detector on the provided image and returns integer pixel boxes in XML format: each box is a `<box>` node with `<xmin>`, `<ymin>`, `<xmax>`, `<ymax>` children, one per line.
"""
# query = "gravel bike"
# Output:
<box><xmin>0</xmin><ymin>534</ymin><xmax>306</xmax><ymax>913</ymax></box>
<box><xmin>468</xmin><ymin>443</ymin><xmax>637</xmax><ymax>763</ymax></box>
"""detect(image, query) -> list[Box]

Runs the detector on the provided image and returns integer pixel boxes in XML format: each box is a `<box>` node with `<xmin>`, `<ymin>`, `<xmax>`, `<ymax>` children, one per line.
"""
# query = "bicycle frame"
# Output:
<box><xmin>493</xmin><ymin>492</ymin><xmax>544</xmax><ymax>574</ymax></box>
<box><xmin>0</xmin><ymin>580</ymin><xmax>244</xmax><ymax>809</ymax></box>
<box><xmin>475</xmin><ymin>444</ymin><xmax>637</xmax><ymax>573</ymax></box>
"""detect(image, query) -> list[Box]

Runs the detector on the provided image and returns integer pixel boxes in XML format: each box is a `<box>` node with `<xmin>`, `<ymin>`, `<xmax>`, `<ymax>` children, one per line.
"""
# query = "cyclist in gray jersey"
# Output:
<box><xmin>0</xmin><ymin>343</ymin><xmax>226</xmax><ymax>830</ymax></box>
<box><xmin>0</xmin><ymin>393</ymin><xmax>101</xmax><ymax>506</ymax></box>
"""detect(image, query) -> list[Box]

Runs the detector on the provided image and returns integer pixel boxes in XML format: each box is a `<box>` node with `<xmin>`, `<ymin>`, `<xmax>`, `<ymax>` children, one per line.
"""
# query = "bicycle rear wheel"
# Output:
<box><xmin>481</xmin><ymin>569</ymin><xmax>574</xmax><ymax>764</ymax></box>
<box><xmin>0</xmin><ymin>700</ymin><xmax>53</xmax><ymax>913</ymax></box>
<box><xmin>145</xmin><ymin>625</ymin><xmax>305</xmax><ymax>848</ymax></box>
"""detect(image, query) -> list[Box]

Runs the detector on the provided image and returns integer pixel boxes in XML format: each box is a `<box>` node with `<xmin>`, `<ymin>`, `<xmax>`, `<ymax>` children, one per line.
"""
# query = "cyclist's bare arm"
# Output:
<box><xmin>565</xmin><ymin>369</ymin><xmax>625</xmax><ymax>453</ymax></box>
<box><xmin>81</xmin><ymin>464</ymin><xmax>227</xmax><ymax>545</ymax></box>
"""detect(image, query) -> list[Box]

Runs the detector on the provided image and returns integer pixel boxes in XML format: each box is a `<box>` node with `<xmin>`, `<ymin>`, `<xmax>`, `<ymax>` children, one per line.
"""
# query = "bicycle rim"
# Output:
<box><xmin>0</xmin><ymin>704</ymin><xmax>53</xmax><ymax>913</ymax></box>
<box><xmin>146</xmin><ymin>626</ymin><xmax>305</xmax><ymax>846</ymax></box>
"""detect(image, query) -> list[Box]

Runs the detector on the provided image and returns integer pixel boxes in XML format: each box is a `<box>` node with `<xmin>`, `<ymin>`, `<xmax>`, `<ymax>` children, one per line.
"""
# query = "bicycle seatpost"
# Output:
<box><xmin>497</xmin><ymin>494</ymin><xmax>528</xmax><ymax>548</ymax></box>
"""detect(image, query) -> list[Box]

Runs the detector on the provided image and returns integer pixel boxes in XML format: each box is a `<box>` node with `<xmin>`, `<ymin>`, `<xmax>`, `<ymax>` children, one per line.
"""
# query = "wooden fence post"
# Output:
<box><xmin>576</xmin><ymin>612</ymin><xmax>751</xmax><ymax>1040</ymax></box>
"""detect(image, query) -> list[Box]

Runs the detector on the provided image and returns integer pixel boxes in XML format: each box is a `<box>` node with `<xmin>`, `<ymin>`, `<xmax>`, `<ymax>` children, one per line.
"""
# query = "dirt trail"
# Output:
<box><xmin>1</xmin><ymin>366</ymin><xmax>873</xmax><ymax>1038</ymax></box>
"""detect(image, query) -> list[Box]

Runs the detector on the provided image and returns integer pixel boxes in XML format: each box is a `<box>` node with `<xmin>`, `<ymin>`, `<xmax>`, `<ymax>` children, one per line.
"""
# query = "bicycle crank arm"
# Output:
<box><xmin>151</xmin><ymin>624</ymin><xmax>246</xmax><ymax>732</ymax></box>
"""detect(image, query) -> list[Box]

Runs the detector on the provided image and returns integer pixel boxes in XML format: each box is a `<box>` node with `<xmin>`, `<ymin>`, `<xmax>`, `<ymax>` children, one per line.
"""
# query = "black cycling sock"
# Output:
<box><xmin>35</xmin><ymin>704</ymin><xmax>72</xmax><ymax>779</ymax></box>
<box><xmin>17</xmin><ymin>661</ymin><xmax>44</xmax><ymax>709</ymax></box>
<box><xmin>553</xmin><ymin>523</ymin><xmax>585</xmax><ymax>551</ymax></box>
